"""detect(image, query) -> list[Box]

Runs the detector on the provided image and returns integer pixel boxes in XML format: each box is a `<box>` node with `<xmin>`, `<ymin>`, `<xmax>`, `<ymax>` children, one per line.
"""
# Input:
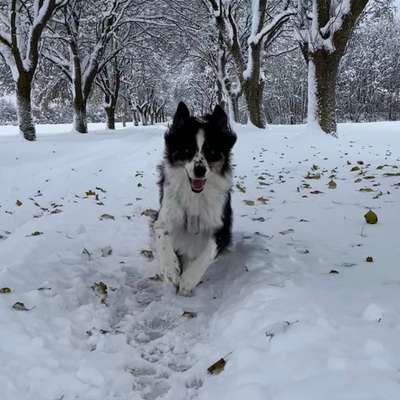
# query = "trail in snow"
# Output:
<box><xmin>1</xmin><ymin>122</ymin><xmax>400</xmax><ymax>400</ymax></box>
<box><xmin>0</xmin><ymin>125</ymin><xmax>254</xmax><ymax>400</ymax></box>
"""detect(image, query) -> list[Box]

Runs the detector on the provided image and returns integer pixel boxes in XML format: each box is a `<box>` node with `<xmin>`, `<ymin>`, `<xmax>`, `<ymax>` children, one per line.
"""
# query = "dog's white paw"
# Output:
<box><xmin>161</xmin><ymin>258</ymin><xmax>181</xmax><ymax>286</ymax></box>
<box><xmin>177</xmin><ymin>275</ymin><xmax>196</xmax><ymax>296</ymax></box>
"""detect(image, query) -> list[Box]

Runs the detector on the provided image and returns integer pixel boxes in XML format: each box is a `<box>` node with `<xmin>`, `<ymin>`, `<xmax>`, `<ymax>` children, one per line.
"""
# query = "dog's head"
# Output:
<box><xmin>164</xmin><ymin>102</ymin><xmax>237</xmax><ymax>193</ymax></box>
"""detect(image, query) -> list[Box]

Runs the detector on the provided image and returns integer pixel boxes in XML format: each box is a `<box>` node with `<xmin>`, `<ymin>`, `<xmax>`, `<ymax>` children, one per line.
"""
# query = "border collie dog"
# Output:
<box><xmin>154</xmin><ymin>102</ymin><xmax>237</xmax><ymax>295</ymax></box>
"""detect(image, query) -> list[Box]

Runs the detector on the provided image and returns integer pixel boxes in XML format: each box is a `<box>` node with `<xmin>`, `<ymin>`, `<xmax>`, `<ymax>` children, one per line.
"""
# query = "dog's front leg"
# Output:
<box><xmin>154</xmin><ymin>219</ymin><xmax>181</xmax><ymax>286</ymax></box>
<box><xmin>178</xmin><ymin>239</ymin><xmax>217</xmax><ymax>296</ymax></box>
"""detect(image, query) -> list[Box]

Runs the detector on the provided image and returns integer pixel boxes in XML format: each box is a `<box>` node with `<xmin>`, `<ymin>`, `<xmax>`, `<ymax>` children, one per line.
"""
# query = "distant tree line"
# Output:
<box><xmin>0</xmin><ymin>0</ymin><xmax>398</xmax><ymax>140</ymax></box>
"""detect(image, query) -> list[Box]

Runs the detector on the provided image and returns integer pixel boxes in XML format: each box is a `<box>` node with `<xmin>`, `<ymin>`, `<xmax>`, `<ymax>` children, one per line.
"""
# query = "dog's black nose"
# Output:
<box><xmin>193</xmin><ymin>164</ymin><xmax>206</xmax><ymax>178</ymax></box>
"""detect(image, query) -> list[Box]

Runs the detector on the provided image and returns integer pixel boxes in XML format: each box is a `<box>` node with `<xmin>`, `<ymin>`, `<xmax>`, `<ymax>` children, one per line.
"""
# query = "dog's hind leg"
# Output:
<box><xmin>154</xmin><ymin>219</ymin><xmax>181</xmax><ymax>286</ymax></box>
<box><xmin>178</xmin><ymin>239</ymin><xmax>217</xmax><ymax>296</ymax></box>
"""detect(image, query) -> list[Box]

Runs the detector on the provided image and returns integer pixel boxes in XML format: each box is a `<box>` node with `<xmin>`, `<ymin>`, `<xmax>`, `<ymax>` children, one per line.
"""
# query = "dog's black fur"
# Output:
<box><xmin>158</xmin><ymin>103</ymin><xmax>236</xmax><ymax>254</ymax></box>
<box><xmin>154</xmin><ymin>102</ymin><xmax>236</xmax><ymax>294</ymax></box>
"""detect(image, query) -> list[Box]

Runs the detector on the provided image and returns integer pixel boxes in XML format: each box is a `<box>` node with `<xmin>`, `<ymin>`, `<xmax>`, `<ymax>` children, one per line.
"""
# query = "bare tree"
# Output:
<box><xmin>205</xmin><ymin>0</ymin><xmax>294</xmax><ymax>128</ymax></box>
<box><xmin>96</xmin><ymin>57</ymin><xmax>122</xmax><ymax>130</ymax></box>
<box><xmin>0</xmin><ymin>0</ymin><xmax>67</xmax><ymax>140</ymax></box>
<box><xmin>44</xmin><ymin>0</ymin><xmax>179</xmax><ymax>132</ymax></box>
<box><xmin>215</xmin><ymin>33</ymin><xmax>241</xmax><ymax>122</ymax></box>
<box><xmin>296</xmin><ymin>0</ymin><xmax>369</xmax><ymax>134</ymax></box>
<box><xmin>119</xmin><ymin>43</ymin><xmax>171</xmax><ymax>126</ymax></box>
<box><xmin>1</xmin><ymin>0</ymin><xmax>395</xmax><ymax>131</ymax></box>
<box><xmin>130</xmin><ymin>88</ymin><xmax>166</xmax><ymax>126</ymax></box>
<box><xmin>190</xmin><ymin>25</ymin><xmax>241</xmax><ymax>122</ymax></box>
<box><xmin>43</xmin><ymin>0</ymin><xmax>135</xmax><ymax>133</ymax></box>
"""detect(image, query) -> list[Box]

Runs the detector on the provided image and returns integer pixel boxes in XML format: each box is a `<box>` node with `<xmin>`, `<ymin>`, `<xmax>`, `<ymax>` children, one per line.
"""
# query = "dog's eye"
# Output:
<box><xmin>205</xmin><ymin>148</ymin><xmax>221</xmax><ymax>161</ymax></box>
<box><xmin>179</xmin><ymin>147</ymin><xmax>193</xmax><ymax>158</ymax></box>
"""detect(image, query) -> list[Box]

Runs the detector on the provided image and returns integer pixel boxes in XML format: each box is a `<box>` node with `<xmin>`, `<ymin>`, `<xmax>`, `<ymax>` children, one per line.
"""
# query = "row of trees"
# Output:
<box><xmin>264</xmin><ymin>4</ymin><xmax>400</xmax><ymax>124</ymax></box>
<box><xmin>200</xmin><ymin>0</ymin><xmax>398</xmax><ymax>132</ymax></box>
<box><xmin>201</xmin><ymin>0</ymin><xmax>389</xmax><ymax>133</ymax></box>
<box><xmin>0</xmin><ymin>0</ymin><xmax>175</xmax><ymax>140</ymax></box>
<box><xmin>0</xmin><ymin>0</ymin><xmax>398</xmax><ymax>140</ymax></box>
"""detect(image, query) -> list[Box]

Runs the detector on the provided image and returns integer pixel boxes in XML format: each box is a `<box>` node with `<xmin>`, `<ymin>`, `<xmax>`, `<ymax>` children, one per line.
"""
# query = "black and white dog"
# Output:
<box><xmin>154</xmin><ymin>102</ymin><xmax>237</xmax><ymax>295</ymax></box>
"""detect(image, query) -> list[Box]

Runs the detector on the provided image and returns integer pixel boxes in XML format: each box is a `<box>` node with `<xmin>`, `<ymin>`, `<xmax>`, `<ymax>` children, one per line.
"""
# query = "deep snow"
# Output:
<box><xmin>1</xmin><ymin>121</ymin><xmax>400</xmax><ymax>400</ymax></box>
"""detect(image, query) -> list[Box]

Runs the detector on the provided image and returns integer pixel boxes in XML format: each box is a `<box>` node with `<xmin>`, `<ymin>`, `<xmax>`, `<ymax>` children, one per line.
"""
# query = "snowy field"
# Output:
<box><xmin>1</xmin><ymin>121</ymin><xmax>400</xmax><ymax>400</ymax></box>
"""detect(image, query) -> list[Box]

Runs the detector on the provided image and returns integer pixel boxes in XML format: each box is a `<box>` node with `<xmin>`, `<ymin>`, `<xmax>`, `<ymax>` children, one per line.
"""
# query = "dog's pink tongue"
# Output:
<box><xmin>191</xmin><ymin>178</ymin><xmax>206</xmax><ymax>191</ymax></box>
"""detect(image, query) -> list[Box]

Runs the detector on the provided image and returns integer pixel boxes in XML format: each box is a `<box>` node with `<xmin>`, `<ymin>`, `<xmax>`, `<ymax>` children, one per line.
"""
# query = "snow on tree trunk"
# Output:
<box><xmin>308</xmin><ymin>51</ymin><xmax>339</xmax><ymax>134</ymax></box>
<box><xmin>243</xmin><ymin>76</ymin><xmax>266</xmax><ymax>128</ymax></box>
<box><xmin>229</xmin><ymin>95</ymin><xmax>240</xmax><ymax>123</ymax></box>
<box><xmin>217</xmin><ymin>78</ymin><xmax>241</xmax><ymax>124</ymax></box>
<box><xmin>221</xmin><ymin>80</ymin><xmax>241</xmax><ymax>124</ymax></box>
<box><xmin>240</xmin><ymin>1</ymin><xmax>268</xmax><ymax>129</ymax></box>
<box><xmin>298</xmin><ymin>0</ymin><xmax>369</xmax><ymax>135</ymax></box>
<box><xmin>16</xmin><ymin>74</ymin><xmax>36</xmax><ymax>141</ymax></box>
<box><xmin>216</xmin><ymin>35</ymin><xmax>241</xmax><ymax>124</ymax></box>
<box><xmin>216</xmin><ymin>79</ymin><xmax>226</xmax><ymax>110</ymax></box>
<box><xmin>307</xmin><ymin>60</ymin><xmax>318</xmax><ymax>129</ymax></box>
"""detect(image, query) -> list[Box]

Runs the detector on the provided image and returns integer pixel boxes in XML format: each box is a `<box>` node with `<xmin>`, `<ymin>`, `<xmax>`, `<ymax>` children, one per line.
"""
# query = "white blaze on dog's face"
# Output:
<box><xmin>165</xmin><ymin>102</ymin><xmax>237</xmax><ymax>194</ymax></box>
<box><xmin>184</xmin><ymin>130</ymin><xmax>209</xmax><ymax>193</ymax></box>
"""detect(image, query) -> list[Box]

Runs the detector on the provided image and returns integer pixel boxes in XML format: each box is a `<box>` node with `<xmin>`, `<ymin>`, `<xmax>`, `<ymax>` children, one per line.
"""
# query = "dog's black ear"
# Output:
<box><xmin>211</xmin><ymin>104</ymin><xmax>228</xmax><ymax>131</ymax></box>
<box><xmin>172</xmin><ymin>102</ymin><xmax>190</xmax><ymax>129</ymax></box>
<box><xmin>211</xmin><ymin>104</ymin><xmax>236</xmax><ymax>148</ymax></box>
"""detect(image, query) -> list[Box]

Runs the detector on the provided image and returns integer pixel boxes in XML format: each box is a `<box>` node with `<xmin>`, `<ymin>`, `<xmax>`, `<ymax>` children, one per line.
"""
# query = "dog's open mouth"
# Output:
<box><xmin>189</xmin><ymin>177</ymin><xmax>206</xmax><ymax>193</ymax></box>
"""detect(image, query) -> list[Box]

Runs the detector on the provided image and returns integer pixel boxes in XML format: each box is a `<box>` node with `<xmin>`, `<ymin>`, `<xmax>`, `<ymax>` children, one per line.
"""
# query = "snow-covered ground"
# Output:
<box><xmin>0</xmin><ymin>122</ymin><xmax>128</xmax><ymax>136</ymax></box>
<box><xmin>1</xmin><ymin>121</ymin><xmax>400</xmax><ymax>400</ymax></box>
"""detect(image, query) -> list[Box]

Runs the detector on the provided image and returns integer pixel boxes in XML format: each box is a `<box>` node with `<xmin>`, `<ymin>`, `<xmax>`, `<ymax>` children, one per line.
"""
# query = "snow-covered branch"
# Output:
<box><xmin>252</xmin><ymin>8</ymin><xmax>296</xmax><ymax>45</ymax></box>
<box><xmin>296</xmin><ymin>0</ymin><xmax>369</xmax><ymax>53</ymax></box>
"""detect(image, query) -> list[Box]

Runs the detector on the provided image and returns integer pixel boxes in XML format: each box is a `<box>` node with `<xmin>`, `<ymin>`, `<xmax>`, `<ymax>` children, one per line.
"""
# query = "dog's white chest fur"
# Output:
<box><xmin>162</xmin><ymin>165</ymin><xmax>229</xmax><ymax>235</ymax></box>
<box><xmin>155</xmin><ymin>164</ymin><xmax>230</xmax><ymax>263</ymax></box>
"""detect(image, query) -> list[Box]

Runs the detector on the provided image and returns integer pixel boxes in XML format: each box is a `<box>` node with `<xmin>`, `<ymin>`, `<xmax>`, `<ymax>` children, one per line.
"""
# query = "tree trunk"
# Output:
<box><xmin>105</xmin><ymin>105</ymin><xmax>116</xmax><ymax>129</ymax></box>
<box><xmin>308</xmin><ymin>50</ymin><xmax>340</xmax><ymax>134</ymax></box>
<box><xmin>303</xmin><ymin>0</ymin><xmax>368</xmax><ymax>135</ymax></box>
<box><xmin>122</xmin><ymin>99</ymin><xmax>127</xmax><ymax>127</ymax></box>
<box><xmin>216</xmin><ymin>33</ymin><xmax>241</xmax><ymax>124</ymax></box>
<box><xmin>228</xmin><ymin>93</ymin><xmax>240</xmax><ymax>123</ymax></box>
<box><xmin>73</xmin><ymin>97</ymin><xmax>88</xmax><ymax>133</ymax></box>
<box><xmin>104</xmin><ymin>92</ymin><xmax>116</xmax><ymax>130</ymax></box>
<box><xmin>133</xmin><ymin>109</ymin><xmax>139</xmax><ymax>126</ymax></box>
<box><xmin>216</xmin><ymin>79</ymin><xmax>227</xmax><ymax>111</ymax></box>
<box><xmin>242</xmin><ymin>77</ymin><xmax>265</xmax><ymax>128</ymax></box>
<box><xmin>141</xmin><ymin>111</ymin><xmax>147</xmax><ymax>126</ymax></box>
<box><xmin>16</xmin><ymin>73</ymin><xmax>36</xmax><ymax>141</ymax></box>
<box><xmin>218</xmin><ymin>78</ymin><xmax>241</xmax><ymax>124</ymax></box>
